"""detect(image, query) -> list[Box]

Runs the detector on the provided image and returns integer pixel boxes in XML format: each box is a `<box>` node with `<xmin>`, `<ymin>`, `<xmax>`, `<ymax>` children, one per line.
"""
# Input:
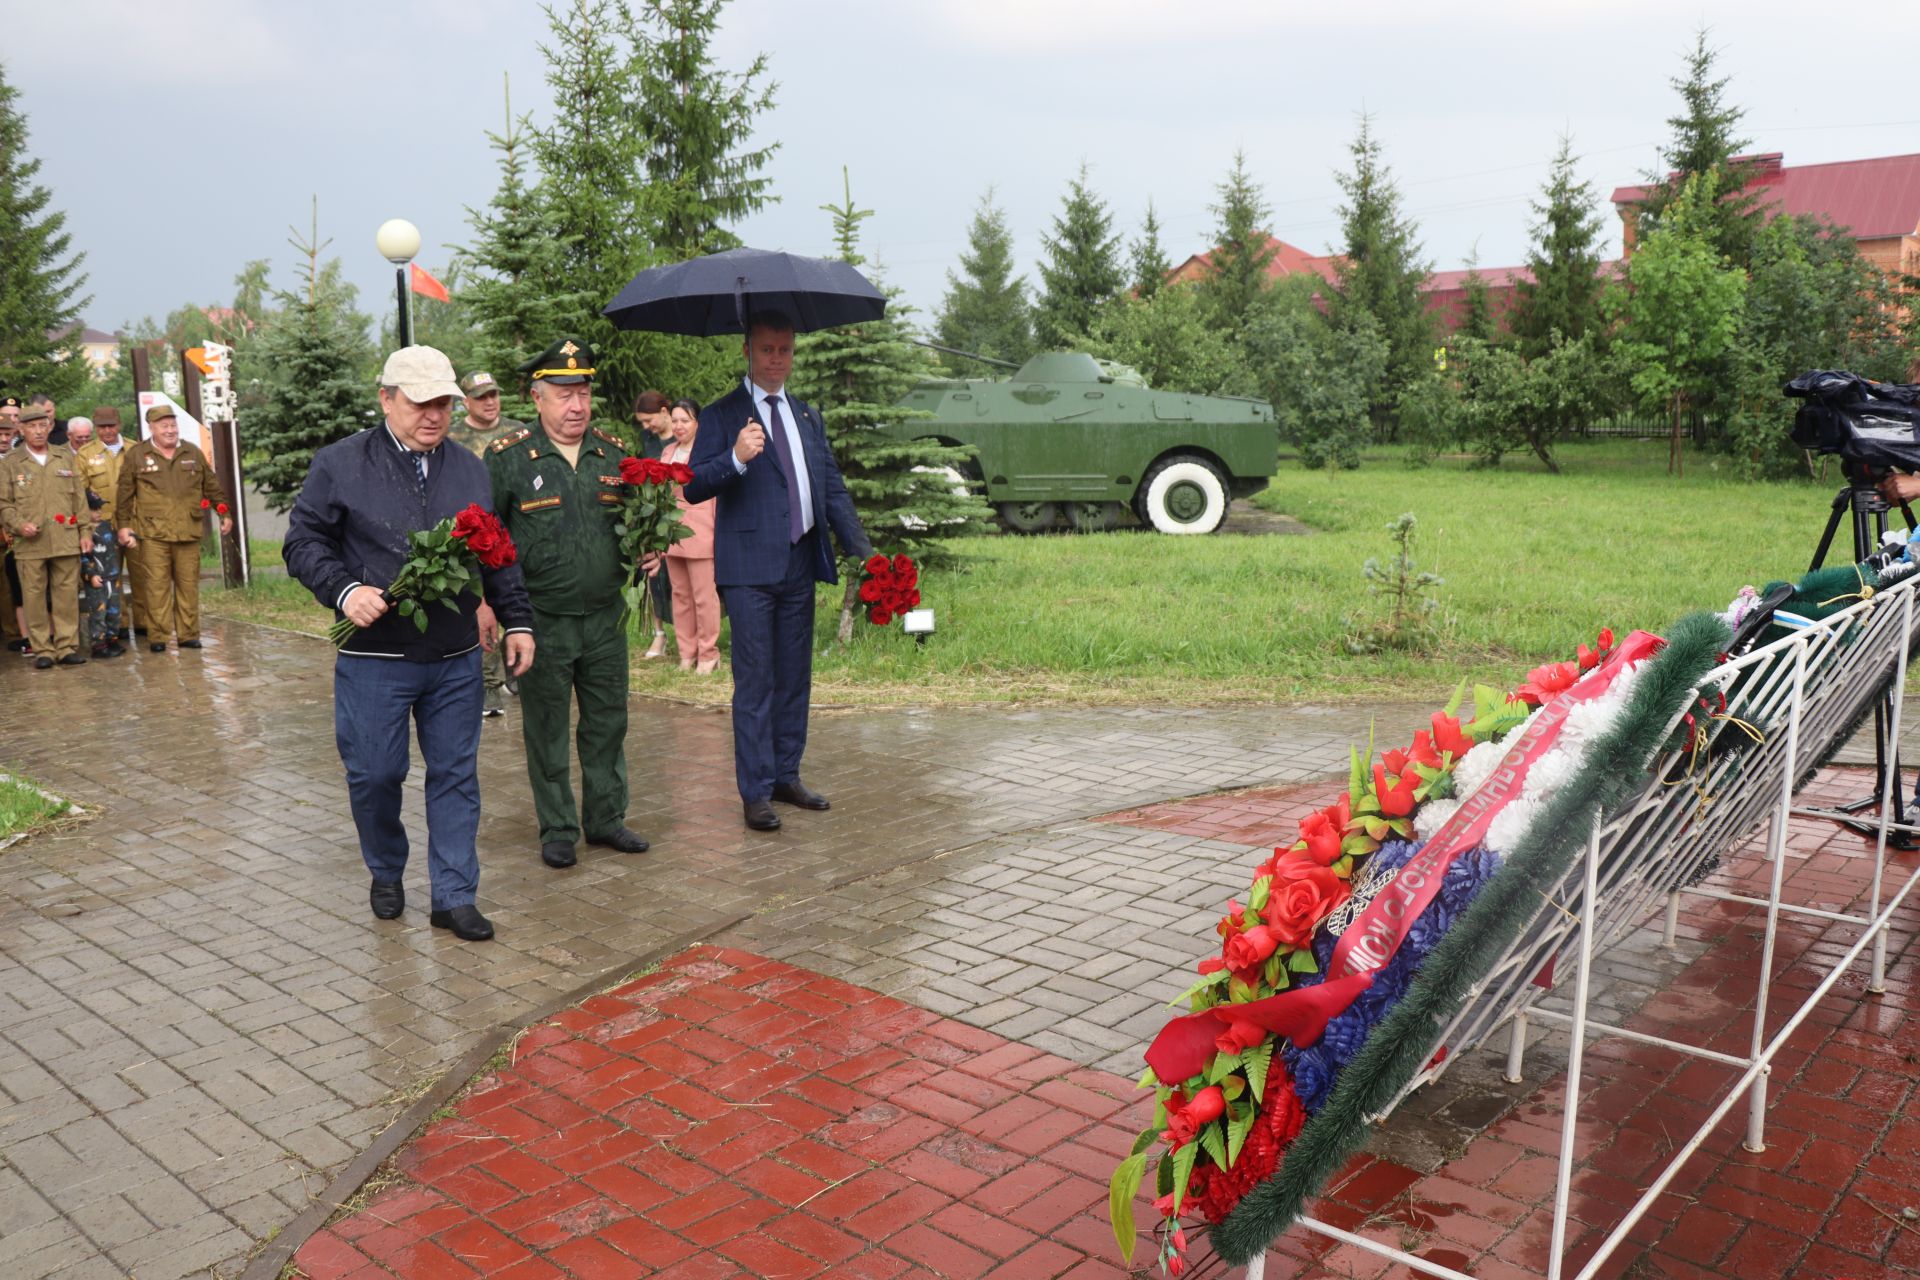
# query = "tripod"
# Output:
<box><xmin>1808</xmin><ymin>473</ymin><xmax>1918</xmax><ymax>846</ymax></box>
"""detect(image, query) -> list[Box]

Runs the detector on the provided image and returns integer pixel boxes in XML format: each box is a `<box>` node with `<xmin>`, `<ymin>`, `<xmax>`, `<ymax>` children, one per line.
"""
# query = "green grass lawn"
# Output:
<box><xmin>204</xmin><ymin>441</ymin><xmax>1855</xmax><ymax>706</ymax></box>
<box><xmin>0</xmin><ymin>772</ymin><xmax>69</xmax><ymax>843</ymax></box>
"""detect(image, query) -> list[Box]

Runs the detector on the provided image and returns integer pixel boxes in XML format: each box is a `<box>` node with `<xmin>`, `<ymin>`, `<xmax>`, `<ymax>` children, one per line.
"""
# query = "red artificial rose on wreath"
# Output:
<box><xmin>618</xmin><ymin>456</ymin><xmax>648</xmax><ymax>485</ymax></box>
<box><xmin>1223</xmin><ymin>923</ymin><xmax>1282</xmax><ymax>973</ymax></box>
<box><xmin>1431</xmin><ymin>711</ymin><xmax>1472</xmax><ymax>758</ymax></box>
<box><xmin>1372</xmin><ymin>762</ymin><xmax>1420</xmax><ymax>818</ymax></box>
<box><xmin>1214</xmin><ymin>1019</ymin><xmax>1268</xmax><ymax>1055</ymax></box>
<box><xmin>1162</xmin><ymin>1085</ymin><xmax>1226</xmax><ymax>1149</ymax></box>
<box><xmin>1263</xmin><ymin>853</ymin><xmax>1352</xmax><ymax>949</ymax></box>
<box><xmin>1294</xmin><ymin>809</ymin><xmax>1344</xmax><ymax>866</ymax></box>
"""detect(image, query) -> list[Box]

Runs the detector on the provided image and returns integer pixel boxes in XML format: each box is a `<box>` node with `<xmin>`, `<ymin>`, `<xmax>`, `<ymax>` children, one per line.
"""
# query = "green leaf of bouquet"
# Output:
<box><xmin>1243</xmin><ymin>1042</ymin><xmax>1273</xmax><ymax>1101</ymax></box>
<box><xmin>1220</xmin><ymin>1074</ymin><xmax>1245</xmax><ymax>1102</ymax></box>
<box><xmin>412</xmin><ymin>611</ymin><xmax>428</xmax><ymax>633</ymax></box>
<box><xmin>1206</xmin><ymin>1051</ymin><xmax>1242</xmax><ymax>1085</ymax></box>
<box><xmin>1443</xmin><ymin>677</ymin><xmax>1466</xmax><ymax>719</ymax></box>
<box><xmin>1247</xmin><ymin>875</ymin><xmax>1271</xmax><ymax>915</ymax></box>
<box><xmin>441</xmin><ymin>597</ymin><xmax>461</xmax><ymax>613</ymax></box>
<box><xmin>1198</xmin><ymin>1119</ymin><xmax>1228</xmax><ymax>1170</ymax></box>
<box><xmin>1130</xmin><ymin>1124</ymin><xmax>1158</xmax><ymax>1157</ymax></box>
<box><xmin>1108</xmin><ymin>1153</ymin><xmax>1147</xmax><ymax>1262</ymax></box>
<box><xmin>1226</xmin><ymin>1099</ymin><xmax>1255</xmax><ymax>1168</ymax></box>
<box><xmin>1288</xmin><ymin>948</ymin><xmax>1320</xmax><ymax>974</ymax></box>
<box><xmin>1348</xmin><ymin>745</ymin><xmax>1365</xmax><ymax>799</ymax></box>
<box><xmin>1156</xmin><ymin>1151</ymin><xmax>1174</xmax><ymax>1197</ymax></box>
<box><xmin>1136</xmin><ymin>1066</ymin><xmax>1157</xmax><ymax>1091</ymax></box>
<box><xmin>1167</xmin><ymin>968</ymin><xmax>1229</xmax><ymax>1009</ymax></box>
<box><xmin>1170</xmin><ymin>1143</ymin><xmax>1198</xmax><ymax>1214</ymax></box>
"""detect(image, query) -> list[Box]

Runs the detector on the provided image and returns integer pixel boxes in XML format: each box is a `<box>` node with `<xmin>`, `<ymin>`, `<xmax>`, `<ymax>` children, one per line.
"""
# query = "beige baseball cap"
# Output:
<box><xmin>380</xmin><ymin>346</ymin><xmax>463</xmax><ymax>403</ymax></box>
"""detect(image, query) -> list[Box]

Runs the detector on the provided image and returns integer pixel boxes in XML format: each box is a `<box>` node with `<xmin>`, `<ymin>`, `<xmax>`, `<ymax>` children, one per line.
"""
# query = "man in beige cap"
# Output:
<box><xmin>451</xmin><ymin>369</ymin><xmax>524</xmax><ymax>716</ymax></box>
<box><xmin>284</xmin><ymin>346</ymin><xmax>536</xmax><ymax>943</ymax></box>
<box><xmin>0</xmin><ymin>405</ymin><xmax>93</xmax><ymax>667</ymax></box>
<box><xmin>115</xmin><ymin>404</ymin><xmax>231</xmax><ymax>653</ymax></box>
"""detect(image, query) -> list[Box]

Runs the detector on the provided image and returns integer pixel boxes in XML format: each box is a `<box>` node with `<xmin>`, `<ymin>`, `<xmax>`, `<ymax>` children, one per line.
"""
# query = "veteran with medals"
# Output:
<box><xmin>487</xmin><ymin>338</ymin><xmax>652</xmax><ymax>868</ymax></box>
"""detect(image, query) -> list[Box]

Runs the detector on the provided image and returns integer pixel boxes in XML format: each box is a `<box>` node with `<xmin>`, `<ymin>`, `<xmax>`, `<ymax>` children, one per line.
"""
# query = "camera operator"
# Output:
<box><xmin>1876</xmin><ymin>473</ymin><xmax>1920</xmax><ymax>507</ymax></box>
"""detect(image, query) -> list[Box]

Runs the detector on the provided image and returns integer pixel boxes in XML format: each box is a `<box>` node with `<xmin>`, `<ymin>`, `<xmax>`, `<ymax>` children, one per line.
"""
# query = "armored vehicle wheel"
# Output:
<box><xmin>1066</xmin><ymin>501</ymin><xmax>1120</xmax><ymax>532</ymax></box>
<box><xmin>998</xmin><ymin>500</ymin><xmax>1059</xmax><ymax>533</ymax></box>
<box><xmin>1138</xmin><ymin>455</ymin><xmax>1228</xmax><ymax>534</ymax></box>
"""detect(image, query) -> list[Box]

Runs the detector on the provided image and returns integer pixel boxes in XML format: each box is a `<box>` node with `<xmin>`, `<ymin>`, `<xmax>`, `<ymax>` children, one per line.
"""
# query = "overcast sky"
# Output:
<box><xmin>11</xmin><ymin>0</ymin><xmax>1920</xmax><ymax>341</ymax></box>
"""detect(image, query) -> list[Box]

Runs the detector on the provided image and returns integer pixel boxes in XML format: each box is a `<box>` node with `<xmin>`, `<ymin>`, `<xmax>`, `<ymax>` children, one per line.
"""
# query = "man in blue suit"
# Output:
<box><xmin>684</xmin><ymin>310</ymin><xmax>875</xmax><ymax>831</ymax></box>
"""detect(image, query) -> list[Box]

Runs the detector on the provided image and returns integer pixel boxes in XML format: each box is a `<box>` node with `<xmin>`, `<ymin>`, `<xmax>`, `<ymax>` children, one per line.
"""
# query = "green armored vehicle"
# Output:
<box><xmin>889</xmin><ymin>352</ymin><xmax>1276</xmax><ymax>534</ymax></box>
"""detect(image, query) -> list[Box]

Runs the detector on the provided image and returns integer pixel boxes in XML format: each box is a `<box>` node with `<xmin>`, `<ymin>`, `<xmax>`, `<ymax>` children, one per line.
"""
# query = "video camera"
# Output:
<box><xmin>1785</xmin><ymin>370</ymin><xmax>1920</xmax><ymax>485</ymax></box>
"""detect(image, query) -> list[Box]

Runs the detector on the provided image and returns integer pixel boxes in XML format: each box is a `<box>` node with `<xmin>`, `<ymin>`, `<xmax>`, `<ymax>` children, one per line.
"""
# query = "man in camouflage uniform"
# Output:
<box><xmin>116</xmin><ymin>405</ymin><xmax>232</xmax><ymax>653</ymax></box>
<box><xmin>72</xmin><ymin>408</ymin><xmax>127</xmax><ymax>658</ymax></box>
<box><xmin>0</xmin><ymin>404</ymin><xmax>92</xmax><ymax>667</ymax></box>
<box><xmin>450</xmin><ymin>370</ymin><xmax>523</xmax><ymax>715</ymax></box>
<box><xmin>487</xmin><ymin>338</ymin><xmax>650</xmax><ymax>868</ymax></box>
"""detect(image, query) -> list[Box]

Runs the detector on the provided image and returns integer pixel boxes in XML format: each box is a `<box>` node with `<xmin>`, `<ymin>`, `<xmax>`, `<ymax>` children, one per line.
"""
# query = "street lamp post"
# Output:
<box><xmin>375</xmin><ymin>218</ymin><xmax>422</xmax><ymax>349</ymax></box>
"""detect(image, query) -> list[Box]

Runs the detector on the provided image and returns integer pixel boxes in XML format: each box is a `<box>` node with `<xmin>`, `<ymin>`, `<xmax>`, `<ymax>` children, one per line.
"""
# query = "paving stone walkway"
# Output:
<box><xmin>0</xmin><ymin>620</ymin><xmax>1425</xmax><ymax>1279</ymax></box>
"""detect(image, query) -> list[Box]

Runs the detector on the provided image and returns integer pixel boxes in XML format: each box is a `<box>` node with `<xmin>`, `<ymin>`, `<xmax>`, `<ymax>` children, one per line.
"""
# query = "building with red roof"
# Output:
<box><xmin>1611</xmin><ymin>151</ymin><xmax>1920</xmax><ymax>275</ymax></box>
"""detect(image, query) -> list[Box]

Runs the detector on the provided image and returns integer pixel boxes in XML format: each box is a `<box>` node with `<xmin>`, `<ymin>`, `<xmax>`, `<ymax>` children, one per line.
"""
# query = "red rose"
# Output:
<box><xmin>869</xmin><ymin>607</ymin><xmax>892</xmax><ymax>625</ymax></box>
<box><xmin>1293</xmin><ymin>809</ymin><xmax>1343</xmax><ymax>866</ymax></box>
<box><xmin>1372</xmin><ymin>762</ymin><xmax>1420</xmax><ymax>818</ymax></box>
<box><xmin>618</xmin><ymin>456</ymin><xmax>647</xmax><ymax>485</ymax></box>
<box><xmin>1223</xmin><ymin>923</ymin><xmax>1281</xmax><ymax>972</ymax></box>
<box><xmin>670</xmin><ymin>462</ymin><xmax>694</xmax><ymax>484</ymax></box>
<box><xmin>905</xmin><ymin>588</ymin><xmax>921</xmax><ymax>608</ymax></box>
<box><xmin>1215</xmin><ymin>1020</ymin><xmax>1268</xmax><ymax>1056</ymax></box>
<box><xmin>199</xmin><ymin>499</ymin><xmax>211</xmax><ymax>509</ymax></box>
<box><xmin>1162</xmin><ymin>1086</ymin><xmax>1226</xmax><ymax>1149</ymax></box>
<box><xmin>864</xmin><ymin>553</ymin><xmax>889</xmax><ymax>576</ymax></box>
<box><xmin>1516</xmin><ymin>660</ymin><xmax>1579</xmax><ymax>706</ymax></box>
<box><xmin>451</xmin><ymin>504</ymin><xmax>516</xmax><ymax>570</ymax></box>
<box><xmin>649</xmin><ymin>458</ymin><xmax>676</xmax><ymax>485</ymax></box>
<box><xmin>892</xmin><ymin>553</ymin><xmax>913</xmax><ymax>575</ymax></box>
<box><xmin>1263</xmin><ymin>855</ymin><xmax>1350</xmax><ymax>949</ymax></box>
<box><xmin>216</xmin><ymin>502</ymin><xmax>230</xmax><ymax>515</ymax></box>
<box><xmin>451</xmin><ymin>504</ymin><xmax>487</xmax><ymax>541</ymax></box>
<box><xmin>858</xmin><ymin>579</ymin><xmax>883</xmax><ymax>603</ymax></box>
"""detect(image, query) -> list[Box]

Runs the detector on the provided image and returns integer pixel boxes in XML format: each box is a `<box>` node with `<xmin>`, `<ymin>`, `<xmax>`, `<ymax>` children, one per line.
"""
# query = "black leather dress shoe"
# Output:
<box><xmin>149</xmin><ymin>642</ymin><xmax>167</xmax><ymax>653</ymax></box>
<box><xmin>370</xmin><ymin>880</ymin><xmax>404</xmax><ymax>919</ymax></box>
<box><xmin>57</xmin><ymin>653</ymin><xmax>87</xmax><ymax>666</ymax></box>
<box><xmin>133</xmin><ymin>626</ymin><xmax>148</xmax><ymax>638</ymax></box>
<box><xmin>33</xmin><ymin>656</ymin><xmax>53</xmax><ymax>670</ymax></box>
<box><xmin>586</xmin><ymin>827</ymin><xmax>649</xmax><ymax>853</ymax></box>
<box><xmin>178</xmin><ymin>639</ymin><xmax>202</xmax><ymax>649</ymax></box>
<box><xmin>430</xmin><ymin>904</ymin><xmax>494</xmax><ymax>941</ymax></box>
<box><xmin>541</xmin><ymin>840</ymin><xmax>577</xmax><ymax>868</ymax></box>
<box><xmin>772</xmin><ymin>779</ymin><xmax>830</xmax><ymax>810</ymax></box>
<box><xmin>744</xmin><ymin>799</ymin><xmax>782</xmax><ymax>831</ymax></box>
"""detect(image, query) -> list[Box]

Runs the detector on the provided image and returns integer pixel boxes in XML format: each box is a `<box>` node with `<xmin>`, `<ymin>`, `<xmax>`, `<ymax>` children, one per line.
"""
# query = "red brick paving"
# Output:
<box><xmin>299</xmin><ymin>766</ymin><xmax>1917</xmax><ymax>1280</ymax></box>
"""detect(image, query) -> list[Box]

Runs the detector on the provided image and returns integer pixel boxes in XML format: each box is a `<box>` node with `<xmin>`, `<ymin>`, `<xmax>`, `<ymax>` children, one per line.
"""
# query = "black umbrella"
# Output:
<box><xmin>603</xmin><ymin>247</ymin><xmax>886</xmax><ymax>336</ymax></box>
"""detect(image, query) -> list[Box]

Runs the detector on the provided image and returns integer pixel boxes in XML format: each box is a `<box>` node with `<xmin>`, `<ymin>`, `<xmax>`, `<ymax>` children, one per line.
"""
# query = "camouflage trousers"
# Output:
<box><xmin>85</xmin><ymin>520</ymin><xmax>121</xmax><ymax>649</ymax></box>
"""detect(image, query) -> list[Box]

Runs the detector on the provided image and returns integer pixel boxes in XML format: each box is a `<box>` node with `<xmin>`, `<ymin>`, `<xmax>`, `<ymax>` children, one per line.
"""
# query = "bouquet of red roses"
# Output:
<box><xmin>858</xmin><ymin>553</ymin><xmax>920</xmax><ymax>626</ymax></box>
<box><xmin>329</xmin><ymin>503</ymin><xmax>517</xmax><ymax>647</ymax></box>
<box><xmin>615</xmin><ymin>456</ymin><xmax>695</xmax><ymax>628</ymax></box>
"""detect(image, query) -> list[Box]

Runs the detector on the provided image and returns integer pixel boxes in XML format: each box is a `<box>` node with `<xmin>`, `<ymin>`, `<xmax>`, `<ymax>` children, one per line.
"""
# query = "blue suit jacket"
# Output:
<box><xmin>684</xmin><ymin>382</ymin><xmax>872</xmax><ymax>587</ymax></box>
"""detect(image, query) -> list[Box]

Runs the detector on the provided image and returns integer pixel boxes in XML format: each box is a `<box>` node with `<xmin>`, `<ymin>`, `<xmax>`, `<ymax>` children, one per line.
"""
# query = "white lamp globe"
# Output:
<box><xmin>376</xmin><ymin>218</ymin><xmax>421</xmax><ymax>264</ymax></box>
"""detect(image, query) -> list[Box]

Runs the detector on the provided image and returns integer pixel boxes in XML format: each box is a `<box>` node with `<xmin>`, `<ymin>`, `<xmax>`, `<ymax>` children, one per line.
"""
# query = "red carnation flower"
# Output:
<box><xmin>216</xmin><ymin>502</ymin><xmax>229</xmax><ymax>515</ymax></box>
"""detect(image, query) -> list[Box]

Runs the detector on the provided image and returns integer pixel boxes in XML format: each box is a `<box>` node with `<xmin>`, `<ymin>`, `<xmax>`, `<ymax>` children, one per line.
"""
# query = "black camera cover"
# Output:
<box><xmin>1785</xmin><ymin>370</ymin><xmax>1920</xmax><ymax>470</ymax></box>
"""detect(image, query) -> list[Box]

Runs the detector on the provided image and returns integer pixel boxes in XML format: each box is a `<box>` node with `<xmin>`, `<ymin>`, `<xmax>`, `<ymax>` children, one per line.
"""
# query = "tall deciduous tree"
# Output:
<box><xmin>936</xmin><ymin>189</ymin><xmax>1033</xmax><ymax>367</ymax></box>
<box><xmin>463</xmin><ymin>74</ymin><xmax>587</xmax><ymax>423</ymax></box>
<box><xmin>1080</xmin><ymin>284</ymin><xmax>1254</xmax><ymax>397</ymax></box>
<box><xmin>1129</xmin><ymin>200</ymin><xmax>1171</xmax><ymax>299</ymax></box>
<box><xmin>1328</xmin><ymin>114</ymin><xmax>1432</xmax><ymax>432</ymax></box>
<box><xmin>246</xmin><ymin>202</ymin><xmax>375</xmax><ymax>511</ymax></box>
<box><xmin>1634</xmin><ymin>28</ymin><xmax>1765</xmax><ymax>267</ymax></box>
<box><xmin>1034</xmin><ymin>163</ymin><xmax>1124</xmax><ymax>349</ymax></box>
<box><xmin>1613</xmin><ymin>174</ymin><xmax>1747</xmax><ymax>476</ymax></box>
<box><xmin>0</xmin><ymin>62</ymin><xmax>90</xmax><ymax>401</ymax></box>
<box><xmin>1511</xmin><ymin>134</ymin><xmax>1607</xmax><ymax>358</ymax></box>
<box><xmin>1195</xmin><ymin>151</ymin><xmax>1276</xmax><ymax>331</ymax></box>
<box><xmin>794</xmin><ymin>172</ymin><xmax>992</xmax><ymax>639</ymax></box>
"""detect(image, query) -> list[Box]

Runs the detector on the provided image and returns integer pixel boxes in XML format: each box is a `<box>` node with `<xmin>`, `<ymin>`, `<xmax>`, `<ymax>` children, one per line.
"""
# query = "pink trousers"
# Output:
<box><xmin>666</xmin><ymin>556</ymin><xmax>721</xmax><ymax>667</ymax></box>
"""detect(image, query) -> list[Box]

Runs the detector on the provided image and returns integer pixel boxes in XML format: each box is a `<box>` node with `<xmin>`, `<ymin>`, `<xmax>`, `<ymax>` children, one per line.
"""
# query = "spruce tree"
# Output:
<box><xmin>1129</xmin><ymin>200</ymin><xmax>1172</xmax><ymax>300</ymax></box>
<box><xmin>631</xmin><ymin>0</ymin><xmax>777</xmax><ymax>257</ymax></box>
<box><xmin>1034</xmin><ymin>164</ymin><xmax>1124</xmax><ymax>349</ymax></box>
<box><xmin>463</xmin><ymin>74</ymin><xmax>587</xmax><ymax>423</ymax></box>
<box><xmin>1196</xmin><ymin>151</ymin><xmax>1276</xmax><ymax>331</ymax></box>
<box><xmin>1635</xmin><ymin>28</ymin><xmax>1765</xmax><ymax>266</ymax></box>
<box><xmin>1457</xmin><ymin>253</ymin><xmax>1496</xmax><ymax>344</ymax></box>
<box><xmin>794</xmin><ymin>172</ymin><xmax>993</xmax><ymax>640</ymax></box>
<box><xmin>936</xmin><ymin>189</ymin><xmax>1033</xmax><ymax>367</ymax></box>
<box><xmin>1328</xmin><ymin>114</ymin><xmax>1433</xmax><ymax>430</ymax></box>
<box><xmin>1511</xmin><ymin>133</ymin><xmax>1606</xmax><ymax>358</ymax></box>
<box><xmin>0</xmin><ymin>62</ymin><xmax>90</xmax><ymax>401</ymax></box>
<box><xmin>246</xmin><ymin>203</ymin><xmax>375</xmax><ymax>512</ymax></box>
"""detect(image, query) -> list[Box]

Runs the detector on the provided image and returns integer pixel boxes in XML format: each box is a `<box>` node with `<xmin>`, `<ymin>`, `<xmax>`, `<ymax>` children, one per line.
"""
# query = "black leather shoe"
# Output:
<box><xmin>106</xmin><ymin>641</ymin><xmax>125</xmax><ymax>657</ymax></box>
<box><xmin>178</xmin><ymin>639</ymin><xmax>202</xmax><ymax>649</ymax></box>
<box><xmin>586</xmin><ymin>827</ymin><xmax>649</xmax><ymax>854</ymax></box>
<box><xmin>541</xmin><ymin>840</ymin><xmax>577</xmax><ymax>868</ymax></box>
<box><xmin>133</xmin><ymin>626</ymin><xmax>148</xmax><ymax>637</ymax></box>
<box><xmin>149</xmin><ymin>642</ymin><xmax>167</xmax><ymax>653</ymax></box>
<box><xmin>370</xmin><ymin>880</ymin><xmax>404</xmax><ymax>919</ymax></box>
<box><xmin>744</xmin><ymin>799</ymin><xmax>782</xmax><ymax>831</ymax></box>
<box><xmin>57</xmin><ymin>653</ymin><xmax>87</xmax><ymax>666</ymax></box>
<box><xmin>430</xmin><ymin>904</ymin><xmax>494</xmax><ymax>941</ymax></box>
<box><xmin>772</xmin><ymin>779</ymin><xmax>830</xmax><ymax>811</ymax></box>
<box><xmin>7</xmin><ymin>639</ymin><xmax>29</xmax><ymax>652</ymax></box>
<box><xmin>33</xmin><ymin>656</ymin><xmax>53</xmax><ymax>670</ymax></box>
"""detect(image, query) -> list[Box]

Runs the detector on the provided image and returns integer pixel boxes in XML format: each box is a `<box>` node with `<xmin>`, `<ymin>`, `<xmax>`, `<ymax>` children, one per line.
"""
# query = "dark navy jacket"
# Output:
<box><xmin>684</xmin><ymin>381</ymin><xmax>871</xmax><ymax>587</ymax></box>
<box><xmin>285</xmin><ymin>425</ymin><xmax>533</xmax><ymax>660</ymax></box>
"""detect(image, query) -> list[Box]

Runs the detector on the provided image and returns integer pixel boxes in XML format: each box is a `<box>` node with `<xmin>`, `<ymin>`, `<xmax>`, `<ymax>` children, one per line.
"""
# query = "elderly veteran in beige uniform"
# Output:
<box><xmin>116</xmin><ymin>404</ymin><xmax>232</xmax><ymax>653</ymax></box>
<box><xmin>0</xmin><ymin>404</ymin><xmax>92</xmax><ymax>667</ymax></box>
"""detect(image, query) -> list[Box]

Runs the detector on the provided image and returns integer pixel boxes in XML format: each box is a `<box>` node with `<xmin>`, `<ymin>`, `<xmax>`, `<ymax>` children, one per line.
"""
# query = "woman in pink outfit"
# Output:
<box><xmin>661</xmin><ymin>399</ymin><xmax>722</xmax><ymax>673</ymax></box>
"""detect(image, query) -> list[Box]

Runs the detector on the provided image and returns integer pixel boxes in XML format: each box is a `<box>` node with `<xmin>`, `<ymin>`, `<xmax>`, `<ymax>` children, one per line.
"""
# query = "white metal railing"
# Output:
<box><xmin>1242</xmin><ymin>578</ymin><xmax>1920</xmax><ymax>1279</ymax></box>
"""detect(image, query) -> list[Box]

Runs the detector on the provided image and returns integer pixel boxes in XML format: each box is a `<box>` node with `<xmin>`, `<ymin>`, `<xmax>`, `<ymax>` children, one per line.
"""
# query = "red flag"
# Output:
<box><xmin>409</xmin><ymin>263</ymin><xmax>450</xmax><ymax>303</ymax></box>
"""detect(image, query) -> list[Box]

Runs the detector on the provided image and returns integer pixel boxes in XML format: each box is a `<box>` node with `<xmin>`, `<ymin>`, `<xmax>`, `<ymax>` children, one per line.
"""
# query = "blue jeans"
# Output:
<box><xmin>334</xmin><ymin>650</ymin><xmax>483</xmax><ymax>909</ymax></box>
